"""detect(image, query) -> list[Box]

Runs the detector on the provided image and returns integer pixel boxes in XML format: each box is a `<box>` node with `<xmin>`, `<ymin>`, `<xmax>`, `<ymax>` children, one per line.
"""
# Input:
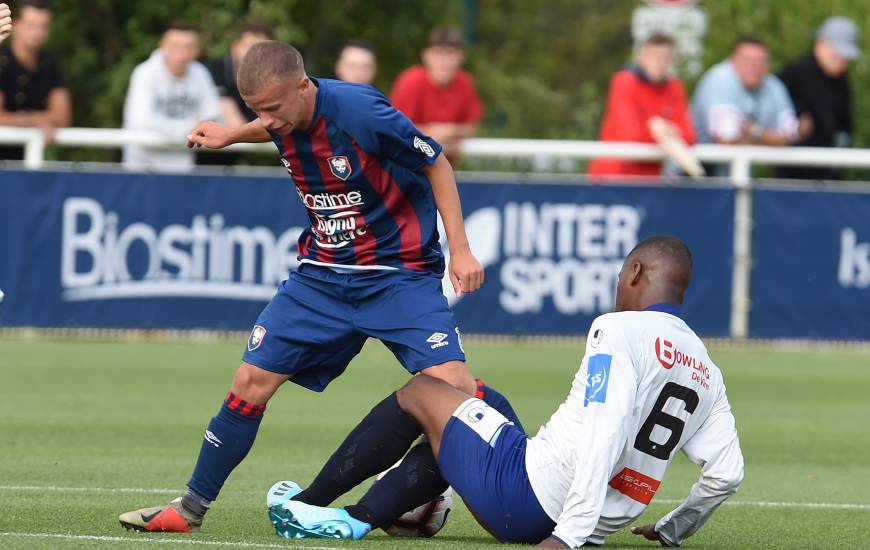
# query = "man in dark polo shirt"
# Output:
<box><xmin>776</xmin><ymin>17</ymin><xmax>861</xmax><ymax>180</ymax></box>
<box><xmin>0</xmin><ymin>0</ymin><xmax>70</xmax><ymax>161</ymax></box>
<box><xmin>196</xmin><ymin>18</ymin><xmax>274</xmax><ymax>167</ymax></box>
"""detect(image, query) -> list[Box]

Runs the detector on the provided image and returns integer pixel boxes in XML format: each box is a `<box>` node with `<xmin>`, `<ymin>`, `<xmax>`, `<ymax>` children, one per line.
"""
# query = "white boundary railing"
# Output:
<box><xmin>3</xmin><ymin>125</ymin><xmax>870</xmax><ymax>338</ymax></box>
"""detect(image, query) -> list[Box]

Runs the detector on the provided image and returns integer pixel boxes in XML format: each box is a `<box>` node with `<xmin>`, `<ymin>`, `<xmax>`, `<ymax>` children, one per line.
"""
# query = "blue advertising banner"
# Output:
<box><xmin>0</xmin><ymin>170</ymin><xmax>734</xmax><ymax>335</ymax></box>
<box><xmin>448</xmin><ymin>181</ymin><xmax>734</xmax><ymax>336</ymax></box>
<box><xmin>750</xmin><ymin>186</ymin><xmax>870</xmax><ymax>339</ymax></box>
<box><xmin>0</xmin><ymin>170</ymin><xmax>307</xmax><ymax>330</ymax></box>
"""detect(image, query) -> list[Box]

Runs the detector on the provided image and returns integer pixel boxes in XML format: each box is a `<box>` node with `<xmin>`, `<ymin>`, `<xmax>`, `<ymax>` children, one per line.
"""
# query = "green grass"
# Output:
<box><xmin>1</xmin><ymin>339</ymin><xmax>869</xmax><ymax>549</ymax></box>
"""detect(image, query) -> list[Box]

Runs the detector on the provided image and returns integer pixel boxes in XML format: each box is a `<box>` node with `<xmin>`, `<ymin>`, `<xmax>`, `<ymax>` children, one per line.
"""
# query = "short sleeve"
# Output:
<box><xmin>343</xmin><ymin>86</ymin><xmax>443</xmax><ymax>171</ymax></box>
<box><xmin>42</xmin><ymin>53</ymin><xmax>64</xmax><ymax>90</ymax></box>
<box><xmin>459</xmin><ymin>72</ymin><xmax>484</xmax><ymax>123</ymax></box>
<box><xmin>769</xmin><ymin>77</ymin><xmax>798</xmax><ymax>139</ymax></box>
<box><xmin>389</xmin><ymin>68</ymin><xmax>421</xmax><ymax>121</ymax></box>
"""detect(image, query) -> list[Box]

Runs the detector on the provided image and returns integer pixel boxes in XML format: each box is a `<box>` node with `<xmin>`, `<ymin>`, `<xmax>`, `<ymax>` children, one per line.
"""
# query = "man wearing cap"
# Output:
<box><xmin>776</xmin><ymin>16</ymin><xmax>861</xmax><ymax>180</ymax></box>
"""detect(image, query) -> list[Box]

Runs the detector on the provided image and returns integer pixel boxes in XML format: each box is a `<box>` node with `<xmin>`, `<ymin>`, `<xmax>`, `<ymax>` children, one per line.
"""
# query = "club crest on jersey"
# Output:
<box><xmin>248</xmin><ymin>325</ymin><xmax>267</xmax><ymax>352</ymax></box>
<box><xmin>327</xmin><ymin>155</ymin><xmax>352</xmax><ymax>181</ymax></box>
<box><xmin>584</xmin><ymin>353</ymin><xmax>612</xmax><ymax>406</ymax></box>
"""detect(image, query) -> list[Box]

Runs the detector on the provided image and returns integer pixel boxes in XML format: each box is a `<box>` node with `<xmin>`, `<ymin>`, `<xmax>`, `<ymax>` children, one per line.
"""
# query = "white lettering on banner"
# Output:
<box><xmin>838</xmin><ymin>228</ymin><xmax>870</xmax><ymax>288</ymax></box>
<box><xmin>440</xmin><ymin>202</ymin><xmax>642</xmax><ymax>316</ymax></box>
<box><xmin>60</xmin><ymin>197</ymin><xmax>304</xmax><ymax>301</ymax></box>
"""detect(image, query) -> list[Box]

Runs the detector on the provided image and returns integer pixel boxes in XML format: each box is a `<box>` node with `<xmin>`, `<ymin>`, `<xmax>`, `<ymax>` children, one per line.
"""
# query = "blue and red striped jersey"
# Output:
<box><xmin>268</xmin><ymin>78</ymin><xmax>445</xmax><ymax>274</ymax></box>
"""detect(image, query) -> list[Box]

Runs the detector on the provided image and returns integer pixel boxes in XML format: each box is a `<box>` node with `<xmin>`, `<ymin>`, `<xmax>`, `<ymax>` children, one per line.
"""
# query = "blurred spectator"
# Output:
<box><xmin>390</xmin><ymin>27</ymin><xmax>483</xmax><ymax>165</ymax></box>
<box><xmin>588</xmin><ymin>33</ymin><xmax>694</xmax><ymax>178</ymax></box>
<box><xmin>692</xmin><ymin>36</ymin><xmax>802</xmax><ymax>176</ymax></box>
<box><xmin>206</xmin><ymin>18</ymin><xmax>274</xmax><ymax>129</ymax></box>
<box><xmin>197</xmin><ymin>18</ymin><xmax>274</xmax><ymax>167</ymax></box>
<box><xmin>335</xmin><ymin>39</ymin><xmax>377</xmax><ymax>85</ymax></box>
<box><xmin>0</xmin><ymin>3</ymin><xmax>10</xmax><ymax>44</ymax></box>
<box><xmin>0</xmin><ymin>0</ymin><xmax>71</xmax><ymax>161</ymax></box>
<box><xmin>123</xmin><ymin>20</ymin><xmax>220</xmax><ymax>172</ymax></box>
<box><xmin>776</xmin><ymin>16</ymin><xmax>861</xmax><ymax>181</ymax></box>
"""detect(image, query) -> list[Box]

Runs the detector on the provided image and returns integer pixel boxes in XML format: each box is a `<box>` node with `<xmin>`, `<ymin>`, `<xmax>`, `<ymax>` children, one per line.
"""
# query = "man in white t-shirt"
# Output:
<box><xmin>122</xmin><ymin>20</ymin><xmax>220</xmax><ymax>172</ymax></box>
<box><xmin>270</xmin><ymin>235</ymin><xmax>744</xmax><ymax>548</ymax></box>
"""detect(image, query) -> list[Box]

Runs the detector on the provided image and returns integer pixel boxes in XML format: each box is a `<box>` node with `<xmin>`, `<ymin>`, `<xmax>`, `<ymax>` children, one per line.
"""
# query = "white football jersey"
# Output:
<box><xmin>525</xmin><ymin>306</ymin><xmax>744</xmax><ymax>548</ymax></box>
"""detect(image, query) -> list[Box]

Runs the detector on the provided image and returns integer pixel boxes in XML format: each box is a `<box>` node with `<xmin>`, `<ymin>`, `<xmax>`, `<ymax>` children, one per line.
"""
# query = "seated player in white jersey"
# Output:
<box><xmin>269</xmin><ymin>235</ymin><xmax>745</xmax><ymax>548</ymax></box>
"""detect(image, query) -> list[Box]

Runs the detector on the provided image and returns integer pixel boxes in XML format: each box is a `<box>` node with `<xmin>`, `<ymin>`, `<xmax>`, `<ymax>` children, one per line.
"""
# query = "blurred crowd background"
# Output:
<box><xmin>1</xmin><ymin>0</ymin><xmax>869</xmax><ymax>177</ymax></box>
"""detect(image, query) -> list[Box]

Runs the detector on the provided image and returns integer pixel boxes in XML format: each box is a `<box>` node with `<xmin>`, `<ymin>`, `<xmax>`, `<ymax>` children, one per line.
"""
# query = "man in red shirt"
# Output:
<box><xmin>390</xmin><ymin>27</ymin><xmax>483</xmax><ymax>165</ymax></box>
<box><xmin>588</xmin><ymin>34</ymin><xmax>695</xmax><ymax>179</ymax></box>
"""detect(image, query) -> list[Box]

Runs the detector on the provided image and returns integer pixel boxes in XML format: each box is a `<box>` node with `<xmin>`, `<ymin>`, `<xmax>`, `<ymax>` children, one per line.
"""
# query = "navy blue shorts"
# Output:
<box><xmin>438</xmin><ymin>399</ymin><xmax>555</xmax><ymax>544</ymax></box>
<box><xmin>242</xmin><ymin>264</ymin><xmax>466</xmax><ymax>391</ymax></box>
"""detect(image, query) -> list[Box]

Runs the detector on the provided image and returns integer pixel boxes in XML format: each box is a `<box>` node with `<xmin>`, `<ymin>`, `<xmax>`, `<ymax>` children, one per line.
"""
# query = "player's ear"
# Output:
<box><xmin>629</xmin><ymin>260</ymin><xmax>643</xmax><ymax>287</ymax></box>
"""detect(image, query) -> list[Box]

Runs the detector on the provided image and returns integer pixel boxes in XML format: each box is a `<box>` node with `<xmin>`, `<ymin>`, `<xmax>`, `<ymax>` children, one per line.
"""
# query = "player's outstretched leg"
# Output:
<box><xmin>292</xmin><ymin>391</ymin><xmax>424</xmax><ymax>506</ymax></box>
<box><xmin>119</xmin><ymin>362</ymin><xmax>288</xmax><ymax>532</ymax></box>
<box><xmin>344</xmin><ymin>379</ymin><xmax>525</xmax><ymax>529</ymax></box>
<box><xmin>271</xmin><ymin>375</ymin><xmax>471</xmax><ymax>540</ymax></box>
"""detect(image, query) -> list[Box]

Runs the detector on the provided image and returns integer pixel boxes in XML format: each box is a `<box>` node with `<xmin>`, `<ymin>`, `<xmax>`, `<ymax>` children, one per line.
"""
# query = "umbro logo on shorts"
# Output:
<box><xmin>427</xmin><ymin>332</ymin><xmax>449</xmax><ymax>349</ymax></box>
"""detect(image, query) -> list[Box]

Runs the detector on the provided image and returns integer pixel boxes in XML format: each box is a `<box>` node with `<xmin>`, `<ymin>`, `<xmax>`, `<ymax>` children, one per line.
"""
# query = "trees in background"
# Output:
<box><xmin>42</xmin><ymin>0</ymin><xmax>870</xmax><ymax>162</ymax></box>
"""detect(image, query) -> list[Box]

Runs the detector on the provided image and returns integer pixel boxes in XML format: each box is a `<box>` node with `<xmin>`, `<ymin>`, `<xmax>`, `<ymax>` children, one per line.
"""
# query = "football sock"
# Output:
<box><xmin>186</xmin><ymin>392</ymin><xmax>266</xmax><ymax>512</ymax></box>
<box><xmin>294</xmin><ymin>392</ymin><xmax>421</xmax><ymax>506</ymax></box>
<box><xmin>347</xmin><ymin>441</ymin><xmax>447</xmax><ymax>528</ymax></box>
<box><xmin>181</xmin><ymin>487</ymin><xmax>210</xmax><ymax>520</ymax></box>
<box><xmin>476</xmin><ymin>379</ymin><xmax>526</xmax><ymax>435</ymax></box>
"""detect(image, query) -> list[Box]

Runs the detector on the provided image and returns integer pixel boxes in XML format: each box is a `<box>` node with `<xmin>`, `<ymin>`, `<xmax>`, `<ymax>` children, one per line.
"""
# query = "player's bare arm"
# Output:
<box><xmin>186</xmin><ymin>118</ymin><xmax>270</xmax><ymax>149</ymax></box>
<box><xmin>423</xmin><ymin>153</ymin><xmax>484</xmax><ymax>297</ymax></box>
<box><xmin>0</xmin><ymin>3</ymin><xmax>10</xmax><ymax>43</ymax></box>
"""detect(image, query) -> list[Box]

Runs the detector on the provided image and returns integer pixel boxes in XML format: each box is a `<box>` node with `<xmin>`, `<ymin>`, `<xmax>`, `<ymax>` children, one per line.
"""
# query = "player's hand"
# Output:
<box><xmin>186</xmin><ymin>120</ymin><xmax>233</xmax><ymax>149</ymax></box>
<box><xmin>448</xmin><ymin>245</ymin><xmax>483</xmax><ymax>298</ymax></box>
<box><xmin>535</xmin><ymin>536</ymin><xmax>569</xmax><ymax>548</ymax></box>
<box><xmin>0</xmin><ymin>3</ymin><xmax>12</xmax><ymax>43</ymax></box>
<box><xmin>632</xmin><ymin>524</ymin><xmax>664</xmax><ymax>544</ymax></box>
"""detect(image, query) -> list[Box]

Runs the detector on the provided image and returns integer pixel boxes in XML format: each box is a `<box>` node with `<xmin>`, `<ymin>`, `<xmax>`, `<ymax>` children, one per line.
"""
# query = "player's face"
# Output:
<box><xmin>13</xmin><ymin>6</ymin><xmax>51</xmax><ymax>51</ymax></box>
<box><xmin>637</xmin><ymin>43</ymin><xmax>676</xmax><ymax>84</ymax></box>
<box><xmin>335</xmin><ymin>46</ymin><xmax>377</xmax><ymax>85</ymax></box>
<box><xmin>160</xmin><ymin>30</ymin><xmax>199</xmax><ymax>78</ymax></box>
<box><xmin>422</xmin><ymin>46</ymin><xmax>465</xmax><ymax>86</ymax></box>
<box><xmin>731</xmin><ymin>44</ymin><xmax>769</xmax><ymax>90</ymax></box>
<box><xmin>244</xmin><ymin>77</ymin><xmax>310</xmax><ymax>135</ymax></box>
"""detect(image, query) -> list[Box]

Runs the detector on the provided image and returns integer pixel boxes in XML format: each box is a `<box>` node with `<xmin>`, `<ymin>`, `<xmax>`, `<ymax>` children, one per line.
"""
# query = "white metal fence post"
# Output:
<box><xmin>729</xmin><ymin>155</ymin><xmax>753</xmax><ymax>339</ymax></box>
<box><xmin>23</xmin><ymin>132</ymin><xmax>45</xmax><ymax>169</ymax></box>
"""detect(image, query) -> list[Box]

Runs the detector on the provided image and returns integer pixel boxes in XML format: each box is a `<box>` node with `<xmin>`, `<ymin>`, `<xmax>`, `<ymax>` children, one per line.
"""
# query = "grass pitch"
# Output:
<box><xmin>1</xmin><ymin>338</ymin><xmax>869</xmax><ymax>549</ymax></box>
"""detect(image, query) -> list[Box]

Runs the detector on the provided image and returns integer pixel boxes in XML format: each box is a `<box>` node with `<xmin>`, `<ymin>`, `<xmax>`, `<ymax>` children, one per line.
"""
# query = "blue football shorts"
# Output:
<box><xmin>438</xmin><ymin>398</ymin><xmax>556</xmax><ymax>544</ymax></box>
<box><xmin>242</xmin><ymin>264</ymin><xmax>466</xmax><ymax>391</ymax></box>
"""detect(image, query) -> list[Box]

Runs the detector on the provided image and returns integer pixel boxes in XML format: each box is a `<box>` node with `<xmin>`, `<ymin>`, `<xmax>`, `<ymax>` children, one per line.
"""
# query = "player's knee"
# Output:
<box><xmin>420</xmin><ymin>360</ymin><xmax>475</xmax><ymax>394</ymax></box>
<box><xmin>229</xmin><ymin>362</ymin><xmax>286</xmax><ymax>405</ymax></box>
<box><xmin>396</xmin><ymin>375</ymin><xmax>437</xmax><ymax>414</ymax></box>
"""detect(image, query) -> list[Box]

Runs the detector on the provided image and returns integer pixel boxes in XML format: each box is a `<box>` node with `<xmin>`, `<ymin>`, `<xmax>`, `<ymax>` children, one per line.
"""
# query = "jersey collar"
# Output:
<box><xmin>643</xmin><ymin>302</ymin><xmax>682</xmax><ymax>318</ymax></box>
